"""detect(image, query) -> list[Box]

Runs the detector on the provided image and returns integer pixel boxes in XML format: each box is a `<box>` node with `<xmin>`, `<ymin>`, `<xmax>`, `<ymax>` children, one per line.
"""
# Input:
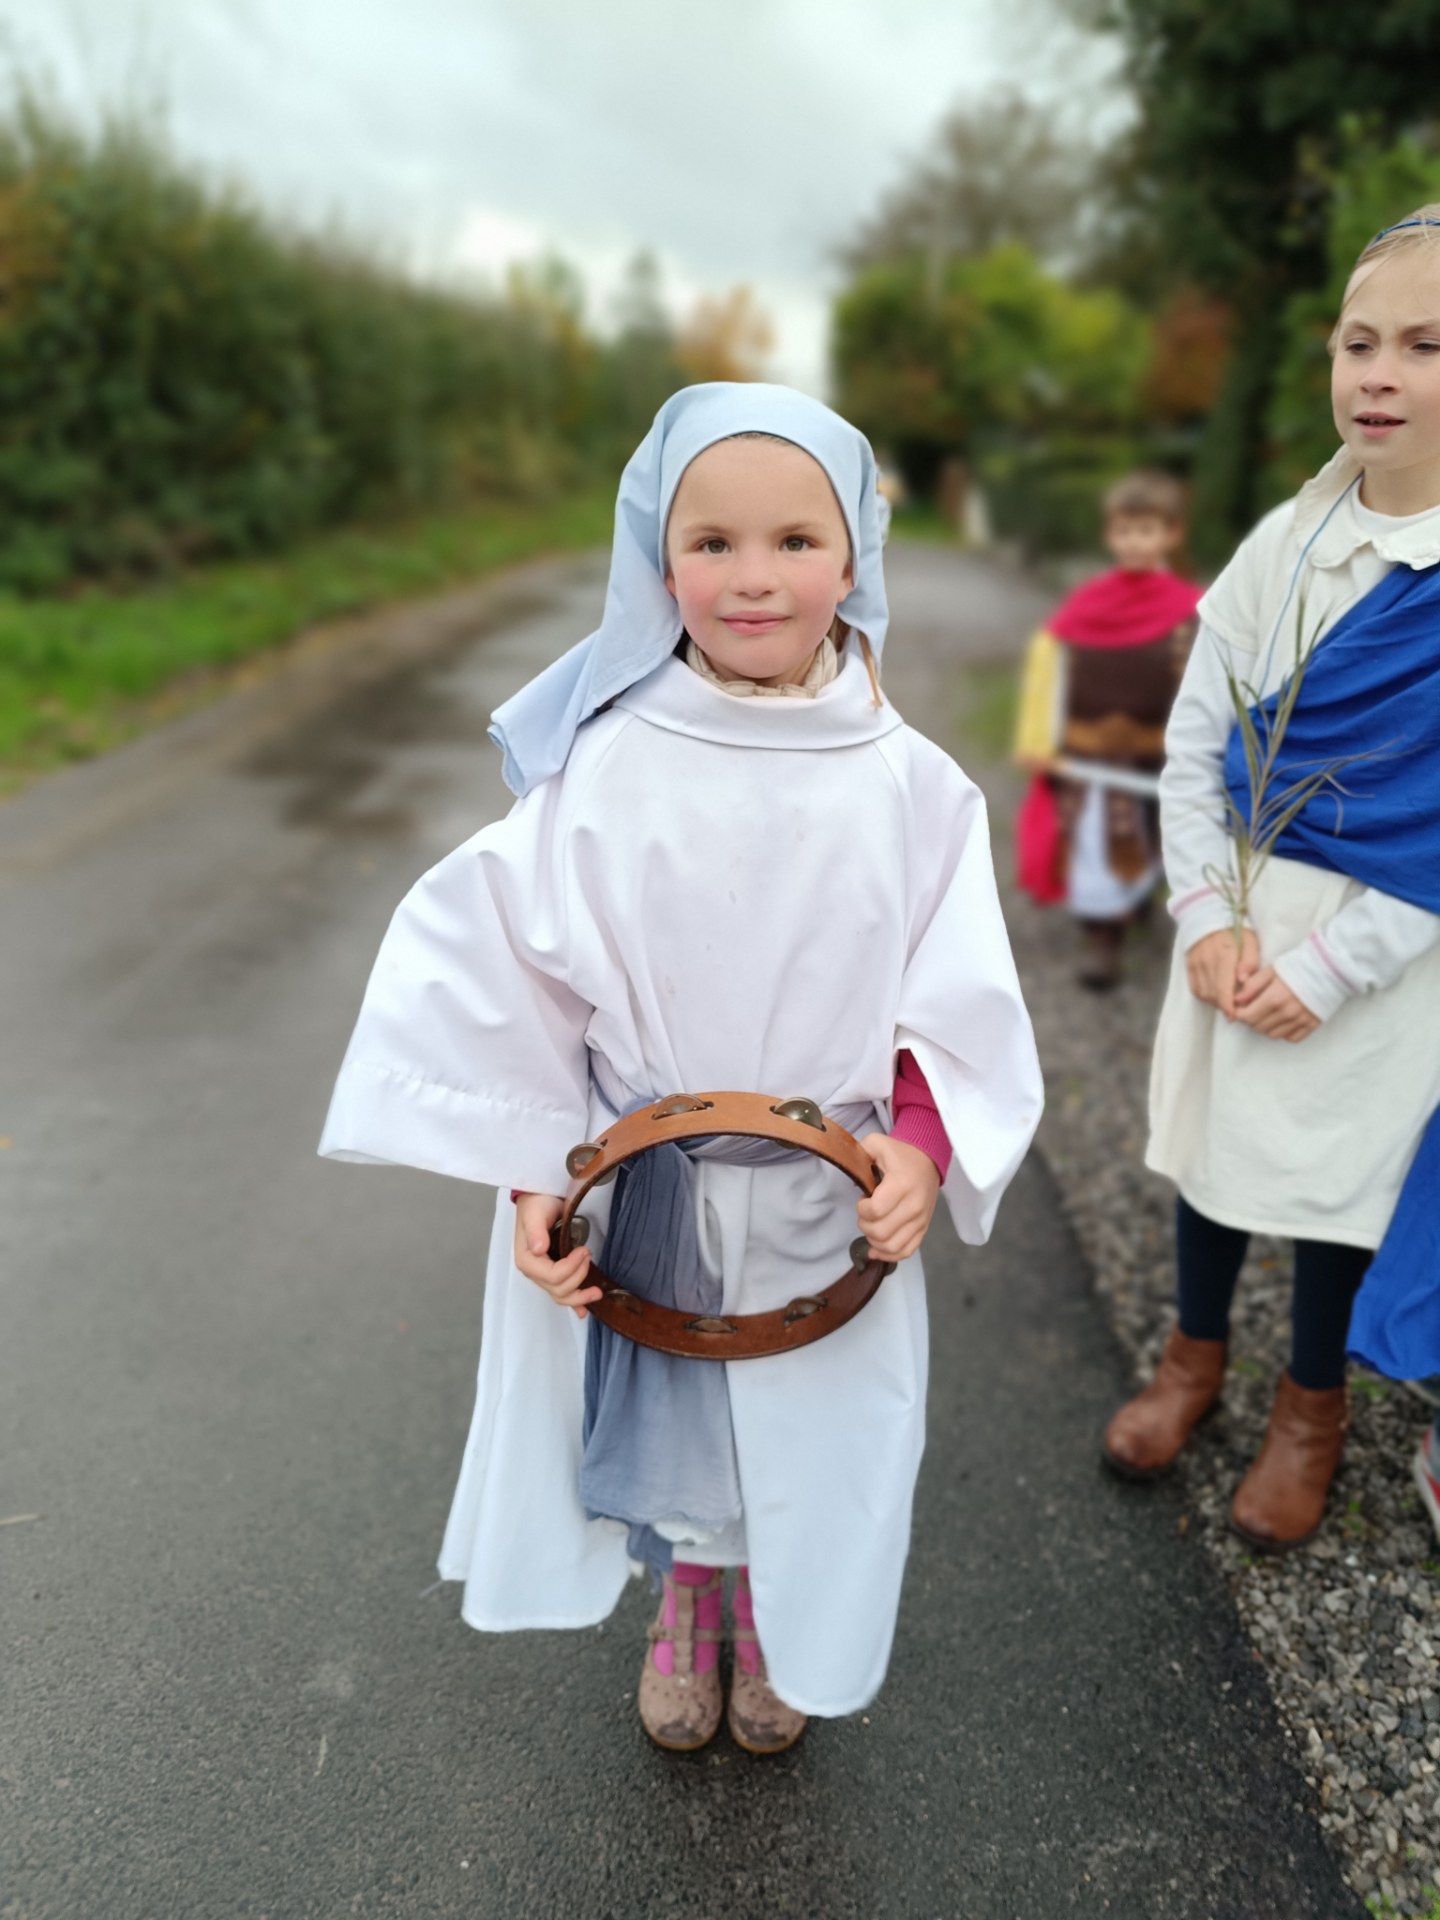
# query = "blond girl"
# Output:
<box><xmin>1104</xmin><ymin>212</ymin><xmax>1440</xmax><ymax>1551</ymax></box>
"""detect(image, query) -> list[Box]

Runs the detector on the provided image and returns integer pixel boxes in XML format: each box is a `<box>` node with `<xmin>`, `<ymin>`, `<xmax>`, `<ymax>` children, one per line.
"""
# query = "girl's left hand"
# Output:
<box><xmin>1233</xmin><ymin>966</ymin><xmax>1321</xmax><ymax>1042</ymax></box>
<box><xmin>855</xmin><ymin>1135</ymin><xmax>942</xmax><ymax>1264</ymax></box>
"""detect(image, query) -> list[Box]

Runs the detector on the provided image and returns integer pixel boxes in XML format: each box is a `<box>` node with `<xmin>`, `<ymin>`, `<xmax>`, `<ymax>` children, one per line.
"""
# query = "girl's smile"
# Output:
<box><xmin>721</xmin><ymin>613</ymin><xmax>789</xmax><ymax>633</ymax></box>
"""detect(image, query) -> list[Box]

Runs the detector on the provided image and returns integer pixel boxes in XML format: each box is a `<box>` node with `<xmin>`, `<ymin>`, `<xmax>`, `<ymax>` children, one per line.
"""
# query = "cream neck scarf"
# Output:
<box><xmin>685</xmin><ymin>635</ymin><xmax>840</xmax><ymax>699</ymax></box>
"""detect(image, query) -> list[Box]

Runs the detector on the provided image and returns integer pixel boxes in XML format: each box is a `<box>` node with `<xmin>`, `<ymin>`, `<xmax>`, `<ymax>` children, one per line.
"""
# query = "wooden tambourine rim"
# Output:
<box><xmin>550</xmin><ymin>1091</ymin><xmax>894</xmax><ymax>1360</ymax></box>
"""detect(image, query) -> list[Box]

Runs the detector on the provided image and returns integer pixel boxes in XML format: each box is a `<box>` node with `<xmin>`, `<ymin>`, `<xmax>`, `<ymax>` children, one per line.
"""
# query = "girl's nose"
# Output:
<box><xmin>733</xmin><ymin>550</ymin><xmax>780</xmax><ymax>596</ymax></box>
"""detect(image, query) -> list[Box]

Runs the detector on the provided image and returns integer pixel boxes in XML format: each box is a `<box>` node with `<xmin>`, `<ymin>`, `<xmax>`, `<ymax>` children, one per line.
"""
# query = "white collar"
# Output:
<box><xmin>615</xmin><ymin>648</ymin><xmax>905</xmax><ymax>751</ymax></box>
<box><xmin>1296</xmin><ymin>446</ymin><xmax>1440</xmax><ymax>569</ymax></box>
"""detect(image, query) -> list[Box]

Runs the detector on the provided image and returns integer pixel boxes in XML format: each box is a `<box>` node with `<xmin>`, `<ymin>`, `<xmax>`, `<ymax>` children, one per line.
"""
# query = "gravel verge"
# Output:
<box><xmin>979</xmin><ymin>760</ymin><xmax>1440</xmax><ymax>1920</ymax></box>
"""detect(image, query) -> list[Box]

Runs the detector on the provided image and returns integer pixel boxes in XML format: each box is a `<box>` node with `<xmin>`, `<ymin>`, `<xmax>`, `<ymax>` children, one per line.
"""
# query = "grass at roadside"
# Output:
<box><xmin>0</xmin><ymin>488</ymin><xmax>613</xmax><ymax>790</ymax></box>
<box><xmin>953</xmin><ymin>660</ymin><xmax>1021</xmax><ymax>763</ymax></box>
<box><xmin>888</xmin><ymin>502</ymin><xmax>965</xmax><ymax>545</ymax></box>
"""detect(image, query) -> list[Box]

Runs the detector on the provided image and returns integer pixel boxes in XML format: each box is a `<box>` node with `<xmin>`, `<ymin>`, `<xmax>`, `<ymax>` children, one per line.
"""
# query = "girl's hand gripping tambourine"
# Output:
<box><xmin>549</xmin><ymin>1092</ymin><xmax>895</xmax><ymax>1360</ymax></box>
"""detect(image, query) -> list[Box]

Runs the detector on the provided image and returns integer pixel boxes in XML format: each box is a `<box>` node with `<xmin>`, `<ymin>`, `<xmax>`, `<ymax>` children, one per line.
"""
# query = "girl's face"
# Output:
<box><xmin>1332</xmin><ymin>250</ymin><xmax>1440</xmax><ymax>513</ymax></box>
<box><xmin>664</xmin><ymin>437</ymin><xmax>854</xmax><ymax>685</ymax></box>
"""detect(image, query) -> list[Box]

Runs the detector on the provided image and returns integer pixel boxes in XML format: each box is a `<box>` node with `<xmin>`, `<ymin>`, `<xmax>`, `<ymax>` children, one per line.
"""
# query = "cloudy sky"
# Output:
<box><xmin>4</xmin><ymin>0</ymin><xmax>1124</xmax><ymax>391</ymax></box>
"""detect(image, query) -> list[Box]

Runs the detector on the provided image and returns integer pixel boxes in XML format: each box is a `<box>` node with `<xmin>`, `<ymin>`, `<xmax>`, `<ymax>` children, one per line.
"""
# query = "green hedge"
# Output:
<box><xmin>0</xmin><ymin>99</ymin><xmax>669</xmax><ymax>593</ymax></box>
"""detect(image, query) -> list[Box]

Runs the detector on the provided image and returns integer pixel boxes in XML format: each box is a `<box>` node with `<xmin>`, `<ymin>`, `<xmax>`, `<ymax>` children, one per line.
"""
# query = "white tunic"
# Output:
<box><xmin>1147</xmin><ymin>451</ymin><xmax>1440</xmax><ymax>1246</ymax></box>
<box><xmin>320</xmin><ymin>650</ymin><xmax>1042</xmax><ymax>1714</ymax></box>
<box><xmin>1067</xmin><ymin>783</ymin><xmax>1161</xmax><ymax>919</ymax></box>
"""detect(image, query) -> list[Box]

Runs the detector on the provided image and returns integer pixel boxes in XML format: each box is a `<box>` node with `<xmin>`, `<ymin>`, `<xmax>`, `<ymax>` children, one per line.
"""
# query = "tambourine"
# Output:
<box><xmin>548</xmin><ymin>1091</ymin><xmax>894</xmax><ymax>1360</ymax></box>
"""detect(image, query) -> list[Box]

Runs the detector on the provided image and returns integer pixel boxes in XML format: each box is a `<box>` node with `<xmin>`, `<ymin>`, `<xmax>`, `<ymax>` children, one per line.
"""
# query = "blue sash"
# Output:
<box><xmin>1221</xmin><ymin>562</ymin><xmax>1440</xmax><ymax>1380</ymax></box>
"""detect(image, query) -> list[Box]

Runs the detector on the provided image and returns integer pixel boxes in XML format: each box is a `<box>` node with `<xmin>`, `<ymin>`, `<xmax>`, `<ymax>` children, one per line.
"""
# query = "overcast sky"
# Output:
<box><xmin>3</xmin><ymin>0</ymin><xmax>1125</xmax><ymax>391</ymax></box>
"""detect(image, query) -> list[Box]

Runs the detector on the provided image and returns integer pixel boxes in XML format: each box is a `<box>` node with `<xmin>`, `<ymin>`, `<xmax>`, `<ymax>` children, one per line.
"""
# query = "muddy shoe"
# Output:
<box><xmin>637</xmin><ymin>1572</ymin><xmax>723</xmax><ymax>1752</ymax></box>
<box><xmin>728</xmin><ymin>1633</ymin><xmax>807</xmax><ymax>1755</ymax></box>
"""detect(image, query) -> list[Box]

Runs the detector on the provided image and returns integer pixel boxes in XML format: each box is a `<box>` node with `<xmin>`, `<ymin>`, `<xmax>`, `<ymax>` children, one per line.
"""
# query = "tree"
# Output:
<box><xmin>840</xmin><ymin>92</ymin><xmax>1102</xmax><ymax>277</ymax></box>
<box><xmin>675</xmin><ymin>285</ymin><xmax>773</xmax><ymax>384</ymax></box>
<box><xmin>832</xmin><ymin>242</ymin><xmax>1147</xmax><ymax>489</ymax></box>
<box><xmin>599</xmin><ymin>250</ymin><xmax>683</xmax><ymax>446</ymax></box>
<box><xmin>1074</xmin><ymin>0</ymin><xmax>1440</xmax><ymax>551</ymax></box>
<box><xmin>1139</xmin><ymin>287</ymin><xmax>1229</xmax><ymax>426</ymax></box>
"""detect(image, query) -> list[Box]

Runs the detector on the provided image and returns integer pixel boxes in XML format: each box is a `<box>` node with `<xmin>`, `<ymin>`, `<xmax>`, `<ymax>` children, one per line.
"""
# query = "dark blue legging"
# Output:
<box><xmin>1176</xmin><ymin>1196</ymin><xmax>1372</xmax><ymax>1392</ymax></box>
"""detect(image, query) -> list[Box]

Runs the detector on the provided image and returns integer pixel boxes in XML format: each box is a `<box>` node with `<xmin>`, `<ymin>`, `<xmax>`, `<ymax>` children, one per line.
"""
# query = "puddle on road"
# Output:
<box><xmin>242</xmin><ymin>584</ymin><xmax>553</xmax><ymax>838</ymax></box>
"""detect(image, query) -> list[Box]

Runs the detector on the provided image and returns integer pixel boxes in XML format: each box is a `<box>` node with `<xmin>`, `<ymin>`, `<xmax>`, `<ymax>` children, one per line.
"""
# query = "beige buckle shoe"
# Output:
<box><xmin>728</xmin><ymin>1630</ymin><xmax>807</xmax><ymax>1755</ymax></box>
<box><xmin>637</xmin><ymin>1572</ymin><xmax>724</xmax><ymax>1752</ymax></box>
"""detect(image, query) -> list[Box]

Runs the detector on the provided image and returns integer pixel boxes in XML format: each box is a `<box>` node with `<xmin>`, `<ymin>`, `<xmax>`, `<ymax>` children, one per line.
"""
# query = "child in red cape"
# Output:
<box><xmin>1013</xmin><ymin>472</ymin><xmax>1201</xmax><ymax>988</ymax></box>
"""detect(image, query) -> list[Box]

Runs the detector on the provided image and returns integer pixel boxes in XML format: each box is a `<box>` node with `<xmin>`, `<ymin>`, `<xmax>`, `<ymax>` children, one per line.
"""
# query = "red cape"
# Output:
<box><xmin>1049</xmin><ymin>568</ymin><xmax>1202</xmax><ymax>650</ymax></box>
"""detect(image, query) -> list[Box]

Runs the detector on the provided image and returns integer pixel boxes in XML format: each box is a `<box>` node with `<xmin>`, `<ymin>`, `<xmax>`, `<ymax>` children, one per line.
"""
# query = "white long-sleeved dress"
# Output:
<box><xmin>320</xmin><ymin>650</ymin><xmax>1043</xmax><ymax>1714</ymax></box>
<box><xmin>1147</xmin><ymin>451</ymin><xmax>1440</xmax><ymax>1247</ymax></box>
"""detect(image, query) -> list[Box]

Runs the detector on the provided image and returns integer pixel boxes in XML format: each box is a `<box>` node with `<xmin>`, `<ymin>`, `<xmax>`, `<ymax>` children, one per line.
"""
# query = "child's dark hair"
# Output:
<box><xmin>1102</xmin><ymin>470</ymin><xmax>1188</xmax><ymax>526</ymax></box>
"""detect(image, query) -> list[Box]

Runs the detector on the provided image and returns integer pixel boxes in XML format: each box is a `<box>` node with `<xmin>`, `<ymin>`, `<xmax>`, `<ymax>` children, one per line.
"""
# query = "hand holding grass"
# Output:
<box><xmin>1186</xmin><ymin>927</ymin><xmax>1260</xmax><ymax>1020</ymax></box>
<box><xmin>1197</xmin><ymin>591</ymin><xmax>1381</xmax><ymax>1040</ymax></box>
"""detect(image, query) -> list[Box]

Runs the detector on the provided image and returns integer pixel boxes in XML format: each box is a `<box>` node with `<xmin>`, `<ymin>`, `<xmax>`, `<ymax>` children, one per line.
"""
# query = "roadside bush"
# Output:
<box><xmin>0</xmin><ymin>96</ymin><xmax>662</xmax><ymax>592</ymax></box>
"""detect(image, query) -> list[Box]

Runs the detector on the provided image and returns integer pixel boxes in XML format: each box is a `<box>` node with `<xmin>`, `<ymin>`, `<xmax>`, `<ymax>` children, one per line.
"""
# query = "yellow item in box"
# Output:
<box><xmin>1013</xmin><ymin>628</ymin><xmax>1065</xmax><ymax>767</ymax></box>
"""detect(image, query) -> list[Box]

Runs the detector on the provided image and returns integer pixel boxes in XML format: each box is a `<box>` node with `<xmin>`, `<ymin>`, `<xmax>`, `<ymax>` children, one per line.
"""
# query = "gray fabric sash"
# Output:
<box><xmin>579</xmin><ymin>1106</ymin><xmax>874</xmax><ymax>1571</ymax></box>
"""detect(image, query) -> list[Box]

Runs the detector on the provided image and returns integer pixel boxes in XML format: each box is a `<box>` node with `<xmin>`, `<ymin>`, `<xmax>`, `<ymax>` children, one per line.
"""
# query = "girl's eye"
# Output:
<box><xmin>1344</xmin><ymin>341</ymin><xmax>1372</xmax><ymax>355</ymax></box>
<box><xmin>782</xmin><ymin>535</ymin><xmax>813</xmax><ymax>552</ymax></box>
<box><xmin>700</xmin><ymin>538</ymin><xmax>728</xmax><ymax>554</ymax></box>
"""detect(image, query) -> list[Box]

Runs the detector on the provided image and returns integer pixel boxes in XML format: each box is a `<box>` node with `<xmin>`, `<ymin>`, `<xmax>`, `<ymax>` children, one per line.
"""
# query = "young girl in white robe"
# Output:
<box><xmin>1102</xmin><ymin>211</ymin><xmax>1440</xmax><ymax>1554</ymax></box>
<box><xmin>320</xmin><ymin>384</ymin><xmax>1042</xmax><ymax>1752</ymax></box>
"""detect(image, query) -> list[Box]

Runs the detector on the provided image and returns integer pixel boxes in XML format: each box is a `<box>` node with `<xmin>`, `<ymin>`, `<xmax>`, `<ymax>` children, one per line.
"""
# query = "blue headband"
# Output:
<box><xmin>1363</xmin><ymin>217</ymin><xmax>1440</xmax><ymax>256</ymax></box>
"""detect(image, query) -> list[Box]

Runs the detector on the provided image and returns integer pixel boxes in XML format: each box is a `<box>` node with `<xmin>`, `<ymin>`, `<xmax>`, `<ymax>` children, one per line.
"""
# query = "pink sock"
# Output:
<box><xmin>732</xmin><ymin>1564</ymin><xmax>761</xmax><ymax>1675</ymax></box>
<box><xmin>652</xmin><ymin>1561</ymin><xmax>720</xmax><ymax>1677</ymax></box>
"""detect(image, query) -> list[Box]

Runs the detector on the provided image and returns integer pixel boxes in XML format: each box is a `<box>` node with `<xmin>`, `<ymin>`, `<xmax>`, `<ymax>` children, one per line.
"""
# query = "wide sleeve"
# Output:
<box><xmin>1274</xmin><ymin>887</ymin><xmax>1440</xmax><ymax>1022</ymax></box>
<box><xmin>885</xmin><ymin>737</ymin><xmax>1044</xmax><ymax>1245</ymax></box>
<box><xmin>317</xmin><ymin>776</ymin><xmax>594</xmax><ymax>1192</ymax></box>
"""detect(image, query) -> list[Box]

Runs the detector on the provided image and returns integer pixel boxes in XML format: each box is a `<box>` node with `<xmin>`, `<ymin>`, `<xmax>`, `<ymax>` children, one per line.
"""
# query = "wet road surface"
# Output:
<box><xmin>1</xmin><ymin>546</ymin><xmax>1361</xmax><ymax>1918</ymax></box>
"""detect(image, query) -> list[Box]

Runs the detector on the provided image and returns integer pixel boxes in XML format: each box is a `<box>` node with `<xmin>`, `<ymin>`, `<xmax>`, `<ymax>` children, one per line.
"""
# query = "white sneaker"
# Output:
<box><xmin>1411</xmin><ymin>1429</ymin><xmax>1440</xmax><ymax>1546</ymax></box>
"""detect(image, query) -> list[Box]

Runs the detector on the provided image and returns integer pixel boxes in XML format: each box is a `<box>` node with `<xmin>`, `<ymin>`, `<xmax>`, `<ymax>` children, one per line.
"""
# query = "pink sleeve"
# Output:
<box><xmin>891</xmin><ymin>1049</ymin><xmax>953</xmax><ymax>1180</ymax></box>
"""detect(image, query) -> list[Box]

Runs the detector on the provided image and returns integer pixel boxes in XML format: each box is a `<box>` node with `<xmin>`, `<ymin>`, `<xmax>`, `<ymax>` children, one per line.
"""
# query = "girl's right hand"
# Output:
<box><xmin>1185</xmin><ymin>927</ymin><xmax>1260</xmax><ymax>1020</ymax></box>
<box><xmin>512</xmin><ymin>1191</ymin><xmax>603</xmax><ymax>1319</ymax></box>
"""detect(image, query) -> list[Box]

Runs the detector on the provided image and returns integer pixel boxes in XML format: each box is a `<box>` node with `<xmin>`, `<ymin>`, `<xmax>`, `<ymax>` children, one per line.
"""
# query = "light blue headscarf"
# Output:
<box><xmin>488</xmin><ymin>382</ymin><xmax>891</xmax><ymax>796</ymax></box>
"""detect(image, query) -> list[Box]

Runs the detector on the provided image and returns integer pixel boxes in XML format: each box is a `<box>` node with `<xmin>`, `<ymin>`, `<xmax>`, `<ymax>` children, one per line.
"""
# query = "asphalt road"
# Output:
<box><xmin>1</xmin><ymin>545</ymin><xmax>1363</xmax><ymax>1920</ymax></box>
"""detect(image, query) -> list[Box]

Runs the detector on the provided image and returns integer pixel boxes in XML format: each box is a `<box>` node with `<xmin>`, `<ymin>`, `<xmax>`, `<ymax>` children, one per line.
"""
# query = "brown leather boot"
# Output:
<box><xmin>1101</xmin><ymin>1329</ymin><xmax>1227</xmax><ymax>1480</ymax></box>
<box><xmin>1230</xmin><ymin>1372</ymin><xmax>1348</xmax><ymax>1553</ymax></box>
